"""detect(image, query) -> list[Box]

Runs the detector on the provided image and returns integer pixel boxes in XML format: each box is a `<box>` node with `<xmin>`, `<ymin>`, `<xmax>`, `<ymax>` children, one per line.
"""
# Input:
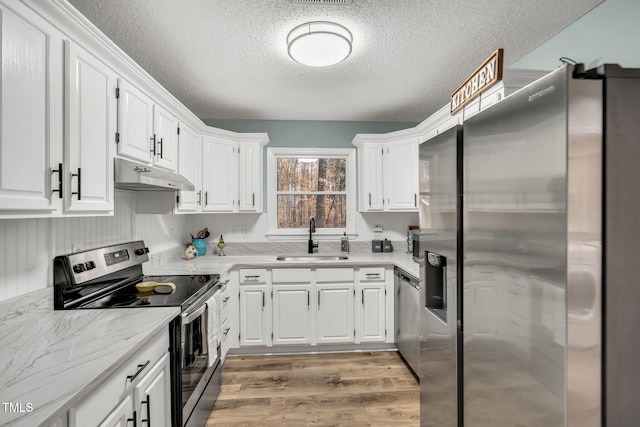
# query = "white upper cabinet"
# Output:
<box><xmin>202</xmin><ymin>136</ymin><xmax>238</xmax><ymax>212</ymax></box>
<box><xmin>355</xmin><ymin>136</ymin><xmax>419</xmax><ymax>212</ymax></box>
<box><xmin>238</xmin><ymin>141</ymin><xmax>262</xmax><ymax>212</ymax></box>
<box><xmin>152</xmin><ymin>104</ymin><xmax>178</xmax><ymax>171</ymax></box>
<box><xmin>117</xmin><ymin>79</ymin><xmax>178</xmax><ymax>171</ymax></box>
<box><xmin>383</xmin><ymin>137</ymin><xmax>419</xmax><ymax>210</ymax></box>
<box><xmin>116</xmin><ymin>78</ymin><xmax>153</xmax><ymax>163</ymax></box>
<box><xmin>65</xmin><ymin>40</ymin><xmax>116</xmax><ymax>213</ymax></box>
<box><xmin>358</xmin><ymin>142</ymin><xmax>385</xmax><ymax>211</ymax></box>
<box><xmin>0</xmin><ymin>3</ymin><xmax>63</xmax><ymax>214</ymax></box>
<box><xmin>181</xmin><ymin>134</ymin><xmax>267</xmax><ymax>214</ymax></box>
<box><xmin>176</xmin><ymin>123</ymin><xmax>201</xmax><ymax>212</ymax></box>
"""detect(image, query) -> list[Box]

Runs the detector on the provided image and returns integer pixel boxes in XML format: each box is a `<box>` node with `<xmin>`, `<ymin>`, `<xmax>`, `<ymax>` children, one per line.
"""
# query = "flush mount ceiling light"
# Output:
<box><xmin>287</xmin><ymin>21</ymin><xmax>353</xmax><ymax>67</ymax></box>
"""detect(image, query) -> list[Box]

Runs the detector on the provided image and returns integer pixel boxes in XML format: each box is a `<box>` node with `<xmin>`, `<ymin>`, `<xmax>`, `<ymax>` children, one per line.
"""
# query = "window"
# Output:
<box><xmin>267</xmin><ymin>148</ymin><xmax>356</xmax><ymax>237</ymax></box>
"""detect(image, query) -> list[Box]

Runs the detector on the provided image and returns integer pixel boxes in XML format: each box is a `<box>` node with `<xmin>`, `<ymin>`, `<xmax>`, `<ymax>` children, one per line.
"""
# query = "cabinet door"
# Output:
<box><xmin>152</xmin><ymin>104</ymin><xmax>178</xmax><ymax>171</ymax></box>
<box><xmin>65</xmin><ymin>40</ymin><xmax>116</xmax><ymax>212</ymax></box>
<box><xmin>240</xmin><ymin>285</ymin><xmax>270</xmax><ymax>346</ymax></box>
<box><xmin>202</xmin><ymin>137</ymin><xmax>238</xmax><ymax>212</ymax></box>
<box><xmin>0</xmin><ymin>4</ymin><xmax>63</xmax><ymax>212</ymax></box>
<box><xmin>238</xmin><ymin>141</ymin><xmax>261</xmax><ymax>212</ymax></box>
<box><xmin>176</xmin><ymin>124</ymin><xmax>201</xmax><ymax>212</ymax></box>
<box><xmin>272</xmin><ymin>285</ymin><xmax>312</xmax><ymax>345</ymax></box>
<box><xmin>98</xmin><ymin>395</ymin><xmax>134</xmax><ymax>427</ymax></box>
<box><xmin>357</xmin><ymin>284</ymin><xmax>386</xmax><ymax>342</ymax></box>
<box><xmin>117</xmin><ymin>78</ymin><xmax>153</xmax><ymax>163</ymax></box>
<box><xmin>134</xmin><ymin>353</ymin><xmax>171</xmax><ymax>427</ymax></box>
<box><xmin>316</xmin><ymin>284</ymin><xmax>354</xmax><ymax>344</ymax></box>
<box><xmin>358</xmin><ymin>143</ymin><xmax>384</xmax><ymax>211</ymax></box>
<box><xmin>384</xmin><ymin>137</ymin><xmax>419</xmax><ymax>211</ymax></box>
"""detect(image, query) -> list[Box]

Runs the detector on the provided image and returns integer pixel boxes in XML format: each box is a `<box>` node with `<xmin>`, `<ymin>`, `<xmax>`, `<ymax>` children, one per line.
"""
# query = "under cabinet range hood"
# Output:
<box><xmin>114</xmin><ymin>158</ymin><xmax>195</xmax><ymax>191</ymax></box>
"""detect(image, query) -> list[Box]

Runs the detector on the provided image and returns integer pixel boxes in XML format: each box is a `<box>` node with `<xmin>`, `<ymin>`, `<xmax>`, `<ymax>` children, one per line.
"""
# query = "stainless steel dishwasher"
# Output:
<box><xmin>395</xmin><ymin>267</ymin><xmax>420</xmax><ymax>377</ymax></box>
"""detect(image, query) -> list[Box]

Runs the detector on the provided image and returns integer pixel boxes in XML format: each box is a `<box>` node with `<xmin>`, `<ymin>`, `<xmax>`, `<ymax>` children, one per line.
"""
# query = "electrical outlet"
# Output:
<box><xmin>373</xmin><ymin>224</ymin><xmax>383</xmax><ymax>233</ymax></box>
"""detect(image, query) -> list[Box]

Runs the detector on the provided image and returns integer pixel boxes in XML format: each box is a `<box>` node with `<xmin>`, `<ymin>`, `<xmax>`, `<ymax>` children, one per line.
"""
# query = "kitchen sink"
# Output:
<box><xmin>276</xmin><ymin>254</ymin><xmax>349</xmax><ymax>261</ymax></box>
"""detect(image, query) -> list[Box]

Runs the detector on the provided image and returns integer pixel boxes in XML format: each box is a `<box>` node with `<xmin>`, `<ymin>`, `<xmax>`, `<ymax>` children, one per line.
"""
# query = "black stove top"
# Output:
<box><xmin>80</xmin><ymin>274</ymin><xmax>218</xmax><ymax>310</ymax></box>
<box><xmin>53</xmin><ymin>241</ymin><xmax>219</xmax><ymax>310</ymax></box>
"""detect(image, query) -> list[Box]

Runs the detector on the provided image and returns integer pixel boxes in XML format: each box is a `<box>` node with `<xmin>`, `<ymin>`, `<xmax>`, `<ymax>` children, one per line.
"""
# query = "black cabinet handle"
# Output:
<box><xmin>158</xmin><ymin>138</ymin><xmax>163</xmax><ymax>159</ymax></box>
<box><xmin>127</xmin><ymin>410</ymin><xmax>137</xmax><ymax>427</ymax></box>
<box><xmin>223</xmin><ymin>327</ymin><xmax>230</xmax><ymax>336</ymax></box>
<box><xmin>71</xmin><ymin>168</ymin><xmax>81</xmax><ymax>200</ymax></box>
<box><xmin>414</xmin><ymin>193</ymin><xmax>417</xmax><ymax>207</ymax></box>
<box><xmin>262</xmin><ymin>291</ymin><xmax>265</xmax><ymax>308</ymax></box>
<box><xmin>51</xmin><ymin>163</ymin><xmax>63</xmax><ymax>198</ymax></box>
<box><xmin>127</xmin><ymin>360</ymin><xmax>150</xmax><ymax>382</ymax></box>
<box><xmin>197</xmin><ymin>191</ymin><xmax>202</xmax><ymax>206</ymax></box>
<box><xmin>150</xmin><ymin>135</ymin><xmax>156</xmax><ymax>155</ymax></box>
<box><xmin>361</xmin><ymin>290</ymin><xmax>364</xmax><ymax>305</ymax></box>
<box><xmin>307</xmin><ymin>290</ymin><xmax>310</xmax><ymax>308</ymax></box>
<box><xmin>368</xmin><ymin>192</ymin><xmax>371</xmax><ymax>207</ymax></box>
<box><xmin>252</xmin><ymin>192</ymin><xmax>255</xmax><ymax>207</ymax></box>
<box><xmin>204</xmin><ymin>191</ymin><xmax>208</xmax><ymax>207</ymax></box>
<box><xmin>141</xmin><ymin>396</ymin><xmax>151</xmax><ymax>425</ymax></box>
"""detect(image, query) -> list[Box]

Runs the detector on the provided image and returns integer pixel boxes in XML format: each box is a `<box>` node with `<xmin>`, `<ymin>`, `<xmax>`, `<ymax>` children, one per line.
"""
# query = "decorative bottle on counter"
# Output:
<box><xmin>341</xmin><ymin>232</ymin><xmax>350</xmax><ymax>253</ymax></box>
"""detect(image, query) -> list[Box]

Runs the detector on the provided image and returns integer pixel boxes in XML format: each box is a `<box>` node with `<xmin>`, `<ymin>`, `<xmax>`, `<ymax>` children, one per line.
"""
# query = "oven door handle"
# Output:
<box><xmin>182</xmin><ymin>303</ymin><xmax>207</xmax><ymax>324</ymax></box>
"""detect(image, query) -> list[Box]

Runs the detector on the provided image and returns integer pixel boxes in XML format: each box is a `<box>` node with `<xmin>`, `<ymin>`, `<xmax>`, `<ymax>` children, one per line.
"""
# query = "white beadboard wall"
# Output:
<box><xmin>0</xmin><ymin>191</ymin><xmax>188</xmax><ymax>302</ymax></box>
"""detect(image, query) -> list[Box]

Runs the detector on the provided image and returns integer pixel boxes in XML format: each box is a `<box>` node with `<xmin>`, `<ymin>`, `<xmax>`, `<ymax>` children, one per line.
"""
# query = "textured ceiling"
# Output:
<box><xmin>67</xmin><ymin>0</ymin><xmax>602</xmax><ymax>122</ymax></box>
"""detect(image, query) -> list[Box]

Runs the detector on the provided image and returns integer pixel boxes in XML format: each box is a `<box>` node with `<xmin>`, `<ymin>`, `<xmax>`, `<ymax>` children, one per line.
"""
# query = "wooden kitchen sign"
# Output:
<box><xmin>450</xmin><ymin>49</ymin><xmax>504</xmax><ymax>115</ymax></box>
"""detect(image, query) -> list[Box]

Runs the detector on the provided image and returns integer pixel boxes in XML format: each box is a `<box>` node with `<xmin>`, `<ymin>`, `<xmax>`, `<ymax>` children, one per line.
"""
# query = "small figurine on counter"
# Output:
<box><xmin>185</xmin><ymin>243</ymin><xmax>198</xmax><ymax>260</ymax></box>
<box><xmin>217</xmin><ymin>235</ymin><xmax>226</xmax><ymax>256</ymax></box>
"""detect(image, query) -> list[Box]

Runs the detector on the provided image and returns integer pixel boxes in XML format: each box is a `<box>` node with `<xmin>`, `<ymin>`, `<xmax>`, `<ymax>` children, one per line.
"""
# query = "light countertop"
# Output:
<box><xmin>144</xmin><ymin>250</ymin><xmax>420</xmax><ymax>279</ymax></box>
<box><xmin>0</xmin><ymin>288</ymin><xmax>179</xmax><ymax>427</ymax></box>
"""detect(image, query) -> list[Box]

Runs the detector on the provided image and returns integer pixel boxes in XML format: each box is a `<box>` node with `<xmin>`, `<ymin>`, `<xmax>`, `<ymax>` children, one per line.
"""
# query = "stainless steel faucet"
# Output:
<box><xmin>308</xmin><ymin>218</ymin><xmax>318</xmax><ymax>253</ymax></box>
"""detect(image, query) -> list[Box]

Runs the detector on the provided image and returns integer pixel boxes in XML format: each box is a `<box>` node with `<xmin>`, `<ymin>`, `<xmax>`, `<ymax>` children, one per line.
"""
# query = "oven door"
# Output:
<box><xmin>181</xmin><ymin>288</ymin><xmax>221</xmax><ymax>425</ymax></box>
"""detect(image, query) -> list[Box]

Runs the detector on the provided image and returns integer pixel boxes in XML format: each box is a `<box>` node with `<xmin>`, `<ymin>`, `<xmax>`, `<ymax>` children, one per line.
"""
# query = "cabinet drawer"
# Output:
<box><xmin>317</xmin><ymin>268</ymin><xmax>354</xmax><ymax>283</ymax></box>
<box><xmin>221</xmin><ymin>317</ymin><xmax>232</xmax><ymax>343</ymax></box>
<box><xmin>69</xmin><ymin>329</ymin><xmax>168</xmax><ymax>427</ymax></box>
<box><xmin>272</xmin><ymin>268</ymin><xmax>311</xmax><ymax>283</ymax></box>
<box><xmin>239</xmin><ymin>268</ymin><xmax>267</xmax><ymax>284</ymax></box>
<box><xmin>359</xmin><ymin>267</ymin><xmax>385</xmax><ymax>282</ymax></box>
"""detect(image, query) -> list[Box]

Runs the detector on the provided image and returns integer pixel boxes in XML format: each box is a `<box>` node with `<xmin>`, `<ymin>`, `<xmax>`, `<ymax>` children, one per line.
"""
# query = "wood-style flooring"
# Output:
<box><xmin>206</xmin><ymin>351</ymin><xmax>419</xmax><ymax>426</ymax></box>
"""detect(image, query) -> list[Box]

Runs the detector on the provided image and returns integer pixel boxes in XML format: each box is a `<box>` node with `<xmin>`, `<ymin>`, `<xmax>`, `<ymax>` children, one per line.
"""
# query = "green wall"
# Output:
<box><xmin>203</xmin><ymin>119</ymin><xmax>418</xmax><ymax>148</ymax></box>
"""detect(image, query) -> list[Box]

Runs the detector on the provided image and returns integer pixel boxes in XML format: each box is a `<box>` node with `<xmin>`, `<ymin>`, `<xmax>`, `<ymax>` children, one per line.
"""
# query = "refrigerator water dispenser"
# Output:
<box><xmin>425</xmin><ymin>251</ymin><xmax>447</xmax><ymax>322</ymax></box>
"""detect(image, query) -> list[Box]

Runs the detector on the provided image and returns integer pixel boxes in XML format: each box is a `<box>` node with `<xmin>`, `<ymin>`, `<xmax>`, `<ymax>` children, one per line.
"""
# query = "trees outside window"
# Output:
<box><xmin>267</xmin><ymin>148</ymin><xmax>356</xmax><ymax>237</ymax></box>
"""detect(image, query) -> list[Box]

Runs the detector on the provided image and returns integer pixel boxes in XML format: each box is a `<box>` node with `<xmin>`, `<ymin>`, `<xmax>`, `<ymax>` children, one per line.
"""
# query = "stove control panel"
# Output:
<box><xmin>105</xmin><ymin>249</ymin><xmax>130</xmax><ymax>266</ymax></box>
<box><xmin>58</xmin><ymin>241</ymin><xmax>150</xmax><ymax>285</ymax></box>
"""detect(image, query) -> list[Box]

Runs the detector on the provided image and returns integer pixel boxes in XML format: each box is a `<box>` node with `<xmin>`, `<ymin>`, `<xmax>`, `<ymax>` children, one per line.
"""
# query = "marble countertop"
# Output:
<box><xmin>0</xmin><ymin>288</ymin><xmax>179</xmax><ymax>427</ymax></box>
<box><xmin>144</xmin><ymin>250</ymin><xmax>420</xmax><ymax>279</ymax></box>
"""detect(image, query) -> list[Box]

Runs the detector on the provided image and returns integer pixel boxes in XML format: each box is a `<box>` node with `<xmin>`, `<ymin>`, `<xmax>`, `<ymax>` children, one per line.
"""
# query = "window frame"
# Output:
<box><xmin>266</xmin><ymin>147</ymin><xmax>356</xmax><ymax>239</ymax></box>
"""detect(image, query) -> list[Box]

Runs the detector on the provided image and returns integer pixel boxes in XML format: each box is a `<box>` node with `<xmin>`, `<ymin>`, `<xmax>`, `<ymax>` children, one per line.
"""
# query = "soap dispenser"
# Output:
<box><xmin>341</xmin><ymin>232</ymin><xmax>350</xmax><ymax>253</ymax></box>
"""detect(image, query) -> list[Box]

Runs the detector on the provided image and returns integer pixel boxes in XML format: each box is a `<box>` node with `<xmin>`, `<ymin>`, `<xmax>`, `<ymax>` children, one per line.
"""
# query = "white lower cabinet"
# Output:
<box><xmin>220</xmin><ymin>273</ymin><xmax>238</xmax><ymax>360</ymax></box>
<box><xmin>357</xmin><ymin>284</ymin><xmax>386</xmax><ymax>342</ymax></box>
<box><xmin>239</xmin><ymin>285</ymin><xmax>270</xmax><ymax>347</ymax></box>
<box><xmin>134</xmin><ymin>353</ymin><xmax>171</xmax><ymax>427</ymax></box>
<box><xmin>236</xmin><ymin>266</ymin><xmax>391</xmax><ymax>349</ymax></box>
<box><xmin>68</xmin><ymin>329</ymin><xmax>170</xmax><ymax>427</ymax></box>
<box><xmin>273</xmin><ymin>284</ymin><xmax>313</xmax><ymax>345</ymax></box>
<box><xmin>357</xmin><ymin>267</ymin><xmax>389</xmax><ymax>343</ymax></box>
<box><xmin>316</xmin><ymin>284</ymin><xmax>355</xmax><ymax>344</ymax></box>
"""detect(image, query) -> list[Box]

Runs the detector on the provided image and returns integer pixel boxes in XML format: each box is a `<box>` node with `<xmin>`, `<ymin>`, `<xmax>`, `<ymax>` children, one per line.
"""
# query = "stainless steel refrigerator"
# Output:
<box><xmin>418</xmin><ymin>64</ymin><xmax>640</xmax><ymax>427</ymax></box>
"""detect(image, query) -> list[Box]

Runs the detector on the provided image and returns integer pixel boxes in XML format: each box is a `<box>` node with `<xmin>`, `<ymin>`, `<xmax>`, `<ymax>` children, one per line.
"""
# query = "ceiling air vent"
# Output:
<box><xmin>291</xmin><ymin>0</ymin><xmax>352</xmax><ymax>5</ymax></box>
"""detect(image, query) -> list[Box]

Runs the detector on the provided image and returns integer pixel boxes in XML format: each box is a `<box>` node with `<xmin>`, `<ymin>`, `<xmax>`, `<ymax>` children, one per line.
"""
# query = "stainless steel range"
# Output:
<box><xmin>53</xmin><ymin>240</ymin><xmax>222</xmax><ymax>427</ymax></box>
